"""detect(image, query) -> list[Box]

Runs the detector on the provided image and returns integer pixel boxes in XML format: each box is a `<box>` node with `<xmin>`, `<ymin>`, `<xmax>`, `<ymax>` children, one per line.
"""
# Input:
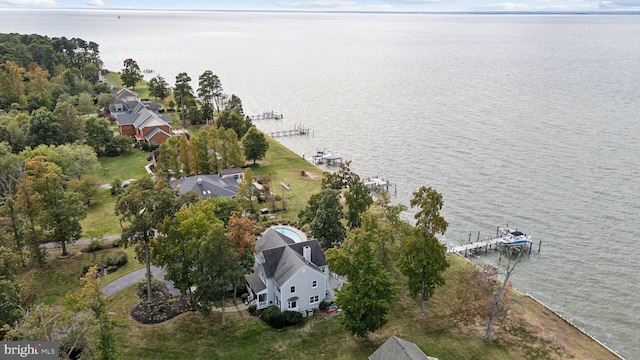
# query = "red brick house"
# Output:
<box><xmin>109</xmin><ymin>88</ymin><xmax>172</xmax><ymax>145</ymax></box>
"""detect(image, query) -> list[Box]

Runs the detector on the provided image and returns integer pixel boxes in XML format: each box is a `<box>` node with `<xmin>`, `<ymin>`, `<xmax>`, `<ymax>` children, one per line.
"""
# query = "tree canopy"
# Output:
<box><xmin>120</xmin><ymin>58</ymin><xmax>142</xmax><ymax>89</ymax></box>
<box><xmin>326</xmin><ymin>226</ymin><xmax>397</xmax><ymax>339</ymax></box>
<box><xmin>241</xmin><ymin>126</ymin><xmax>269</xmax><ymax>164</ymax></box>
<box><xmin>174</xmin><ymin>72</ymin><xmax>193</xmax><ymax>129</ymax></box>
<box><xmin>397</xmin><ymin>186</ymin><xmax>450</xmax><ymax>314</ymax></box>
<box><xmin>115</xmin><ymin>175</ymin><xmax>177</xmax><ymax>302</ymax></box>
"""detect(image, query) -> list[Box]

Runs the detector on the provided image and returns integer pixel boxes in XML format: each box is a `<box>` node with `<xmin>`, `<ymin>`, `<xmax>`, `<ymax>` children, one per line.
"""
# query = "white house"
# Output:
<box><xmin>245</xmin><ymin>227</ymin><xmax>329</xmax><ymax>314</ymax></box>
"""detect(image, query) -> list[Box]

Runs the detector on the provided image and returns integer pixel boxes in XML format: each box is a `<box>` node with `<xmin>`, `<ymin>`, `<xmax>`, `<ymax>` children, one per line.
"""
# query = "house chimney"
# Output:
<box><xmin>303</xmin><ymin>246</ymin><xmax>311</xmax><ymax>263</ymax></box>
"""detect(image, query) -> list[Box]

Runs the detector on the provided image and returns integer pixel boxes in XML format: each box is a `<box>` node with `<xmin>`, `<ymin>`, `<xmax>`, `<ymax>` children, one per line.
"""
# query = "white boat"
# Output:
<box><xmin>498</xmin><ymin>226</ymin><xmax>532</xmax><ymax>246</ymax></box>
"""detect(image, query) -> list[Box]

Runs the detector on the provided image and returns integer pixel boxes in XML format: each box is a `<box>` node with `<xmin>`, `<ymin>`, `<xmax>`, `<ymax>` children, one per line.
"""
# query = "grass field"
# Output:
<box><xmin>98</xmin><ymin>253</ymin><xmax>617</xmax><ymax>360</ymax></box>
<box><xmin>250</xmin><ymin>136</ymin><xmax>323</xmax><ymax>220</ymax></box>
<box><xmin>18</xmin><ymin>245</ymin><xmax>142</xmax><ymax>306</ymax></box>
<box><xmin>81</xmin><ymin>135</ymin><xmax>322</xmax><ymax>237</ymax></box>
<box><xmin>96</xmin><ymin>150</ymin><xmax>151</xmax><ymax>184</ymax></box>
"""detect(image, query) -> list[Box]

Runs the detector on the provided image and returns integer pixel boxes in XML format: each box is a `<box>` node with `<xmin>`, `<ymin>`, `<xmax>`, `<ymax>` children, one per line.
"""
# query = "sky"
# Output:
<box><xmin>0</xmin><ymin>0</ymin><xmax>639</xmax><ymax>13</ymax></box>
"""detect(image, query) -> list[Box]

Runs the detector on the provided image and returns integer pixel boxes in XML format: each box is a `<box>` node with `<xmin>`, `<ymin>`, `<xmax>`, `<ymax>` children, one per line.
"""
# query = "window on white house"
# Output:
<box><xmin>258</xmin><ymin>294</ymin><xmax>266</xmax><ymax>302</ymax></box>
<box><xmin>309</xmin><ymin>295</ymin><xmax>319</xmax><ymax>304</ymax></box>
<box><xmin>288</xmin><ymin>300</ymin><xmax>297</xmax><ymax>309</ymax></box>
<box><xmin>290</xmin><ymin>285</ymin><xmax>295</xmax><ymax>293</ymax></box>
<box><xmin>312</xmin><ymin>280</ymin><xmax>317</xmax><ymax>288</ymax></box>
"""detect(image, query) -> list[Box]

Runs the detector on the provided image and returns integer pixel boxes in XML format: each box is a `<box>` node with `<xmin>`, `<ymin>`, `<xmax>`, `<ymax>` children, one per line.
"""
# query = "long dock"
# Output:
<box><xmin>269</xmin><ymin>126</ymin><xmax>310</xmax><ymax>138</ymax></box>
<box><xmin>249</xmin><ymin>111</ymin><xmax>283</xmax><ymax>120</ymax></box>
<box><xmin>447</xmin><ymin>225</ymin><xmax>538</xmax><ymax>257</ymax></box>
<box><xmin>447</xmin><ymin>237</ymin><xmax>504</xmax><ymax>254</ymax></box>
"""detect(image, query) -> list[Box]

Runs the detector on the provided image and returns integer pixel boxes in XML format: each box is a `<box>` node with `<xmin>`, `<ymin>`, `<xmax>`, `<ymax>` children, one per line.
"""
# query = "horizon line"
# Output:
<box><xmin>0</xmin><ymin>8</ymin><xmax>639</xmax><ymax>15</ymax></box>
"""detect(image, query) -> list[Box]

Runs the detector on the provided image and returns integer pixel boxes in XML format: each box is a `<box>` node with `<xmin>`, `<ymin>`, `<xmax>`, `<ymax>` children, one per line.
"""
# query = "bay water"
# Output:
<box><xmin>1</xmin><ymin>10</ymin><xmax>639</xmax><ymax>358</ymax></box>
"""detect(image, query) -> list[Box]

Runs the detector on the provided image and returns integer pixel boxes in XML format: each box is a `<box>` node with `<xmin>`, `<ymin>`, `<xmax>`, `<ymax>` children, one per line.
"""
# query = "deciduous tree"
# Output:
<box><xmin>27</xmin><ymin>107</ymin><xmax>64</xmax><ymax>147</ymax></box>
<box><xmin>65</xmin><ymin>266</ymin><xmax>117</xmax><ymax>360</ymax></box>
<box><xmin>300</xmin><ymin>188</ymin><xmax>346</xmax><ymax>249</ymax></box>
<box><xmin>148</xmin><ymin>75</ymin><xmax>170</xmax><ymax>100</ymax></box>
<box><xmin>84</xmin><ymin>116</ymin><xmax>113</xmax><ymax>155</ymax></box>
<box><xmin>345</xmin><ymin>179</ymin><xmax>373</xmax><ymax>228</ymax></box>
<box><xmin>192</xmin><ymin>223</ymin><xmax>243</xmax><ymax>325</ymax></box>
<box><xmin>115</xmin><ymin>175</ymin><xmax>176</xmax><ymax>303</ymax></box>
<box><xmin>120</xmin><ymin>58</ymin><xmax>142</xmax><ymax>89</ymax></box>
<box><xmin>241</xmin><ymin>126</ymin><xmax>269</xmax><ymax>165</ymax></box>
<box><xmin>397</xmin><ymin>186</ymin><xmax>449</xmax><ymax>315</ymax></box>
<box><xmin>54</xmin><ymin>102</ymin><xmax>84</xmax><ymax>144</ymax></box>
<box><xmin>24</xmin><ymin>156</ymin><xmax>86</xmax><ymax>256</ymax></box>
<box><xmin>486</xmin><ymin>246</ymin><xmax>522</xmax><ymax>341</ymax></box>
<box><xmin>153</xmin><ymin>200</ymin><xmax>222</xmax><ymax>304</ymax></box>
<box><xmin>217</xmin><ymin>109</ymin><xmax>251</xmax><ymax>139</ymax></box>
<box><xmin>226</xmin><ymin>94</ymin><xmax>244</xmax><ymax>114</ymax></box>
<box><xmin>326</xmin><ymin>227</ymin><xmax>397</xmax><ymax>339</ymax></box>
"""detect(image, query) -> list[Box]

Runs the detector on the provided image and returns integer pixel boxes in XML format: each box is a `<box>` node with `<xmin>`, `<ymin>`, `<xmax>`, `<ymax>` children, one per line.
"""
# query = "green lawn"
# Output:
<box><xmin>82</xmin><ymin>188</ymin><xmax>120</xmax><ymax>237</ymax></box>
<box><xmin>96</xmin><ymin>150</ymin><xmax>151</xmax><ymax>184</ymax></box>
<box><xmin>18</xmin><ymin>245</ymin><xmax>142</xmax><ymax>306</ymax></box>
<box><xmin>81</xmin><ymin>151</ymin><xmax>151</xmax><ymax>236</ymax></box>
<box><xmin>102</xmin><ymin>253</ymin><xmax>618</xmax><ymax>360</ymax></box>
<box><xmin>104</xmin><ymin>71</ymin><xmax>151</xmax><ymax>100</ymax></box>
<box><xmin>250</xmin><ymin>136</ymin><xmax>323</xmax><ymax>221</ymax></box>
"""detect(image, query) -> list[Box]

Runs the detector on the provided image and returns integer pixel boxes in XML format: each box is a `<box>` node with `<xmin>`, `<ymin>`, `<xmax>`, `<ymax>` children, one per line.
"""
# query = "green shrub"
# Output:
<box><xmin>136</xmin><ymin>277</ymin><xmax>165</xmax><ymax>298</ymax></box>
<box><xmin>112</xmin><ymin>250</ymin><xmax>128</xmax><ymax>267</ymax></box>
<box><xmin>81</xmin><ymin>264</ymin><xmax>92</xmax><ymax>276</ymax></box>
<box><xmin>283</xmin><ymin>310</ymin><xmax>303</xmax><ymax>325</ymax></box>
<box><xmin>241</xmin><ymin>293</ymin><xmax>248</xmax><ymax>302</ymax></box>
<box><xmin>319</xmin><ymin>301</ymin><xmax>330</xmax><ymax>311</ymax></box>
<box><xmin>106</xmin><ymin>265</ymin><xmax>118</xmax><ymax>273</ymax></box>
<box><xmin>248</xmin><ymin>304</ymin><xmax>257</xmax><ymax>314</ymax></box>
<box><xmin>105</xmin><ymin>143</ymin><xmax>119</xmax><ymax>157</ymax></box>
<box><xmin>260</xmin><ymin>306</ymin><xmax>303</xmax><ymax>329</ymax></box>
<box><xmin>85</xmin><ymin>239</ymin><xmax>103</xmax><ymax>253</ymax></box>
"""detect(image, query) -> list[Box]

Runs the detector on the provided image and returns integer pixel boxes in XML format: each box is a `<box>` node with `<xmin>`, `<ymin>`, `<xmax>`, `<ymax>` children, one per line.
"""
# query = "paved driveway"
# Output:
<box><xmin>102</xmin><ymin>265</ymin><xmax>181</xmax><ymax>298</ymax></box>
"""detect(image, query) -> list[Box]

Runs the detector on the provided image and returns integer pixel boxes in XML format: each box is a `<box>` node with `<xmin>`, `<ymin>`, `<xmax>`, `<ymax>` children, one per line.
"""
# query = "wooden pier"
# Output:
<box><xmin>269</xmin><ymin>125</ymin><xmax>310</xmax><ymax>138</ymax></box>
<box><xmin>249</xmin><ymin>111</ymin><xmax>283</xmax><ymax>121</ymax></box>
<box><xmin>447</xmin><ymin>225</ymin><xmax>539</xmax><ymax>257</ymax></box>
<box><xmin>447</xmin><ymin>237</ymin><xmax>505</xmax><ymax>255</ymax></box>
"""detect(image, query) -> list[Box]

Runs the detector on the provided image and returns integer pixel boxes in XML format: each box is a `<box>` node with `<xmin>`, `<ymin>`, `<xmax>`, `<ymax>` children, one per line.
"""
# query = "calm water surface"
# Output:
<box><xmin>1</xmin><ymin>10</ymin><xmax>639</xmax><ymax>358</ymax></box>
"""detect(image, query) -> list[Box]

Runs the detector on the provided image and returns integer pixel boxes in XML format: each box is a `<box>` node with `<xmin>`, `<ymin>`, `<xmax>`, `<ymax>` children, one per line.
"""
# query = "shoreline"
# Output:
<box><xmin>450</xmin><ymin>251</ymin><xmax>626</xmax><ymax>359</ymax></box>
<box><xmin>266</xmin><ymin>131</ymin><xmax>626</xmax><ymax>359</ymax></box>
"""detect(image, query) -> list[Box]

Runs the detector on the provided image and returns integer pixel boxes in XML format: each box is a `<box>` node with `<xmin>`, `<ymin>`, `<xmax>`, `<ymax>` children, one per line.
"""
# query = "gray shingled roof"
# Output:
<box><xmin>272</xmin><ymin>246</ymin><xmax>307</xmax><ymax>286</ymax></box>
<box><xmin>115</xmin><ymin>88</ymin><xmax>138</xmax><ymax>101</ymax></box>
<box><xmin>170</xmin><ymin>175</ymin><xmax>239</xmax><ymax>199</ymax></box>
<box><xmin>369</xmin><ymin>336</ymin><xmax>437</xmax><ymax>360</ymax></box>
<box><xmin>256</xmin><ymin>228</ymin><xmax>295</xmax><ymax>253</ymax></box>
<box><xmin>144</xmin><ymin>127</ymin><xmax>171</xmax><ymax>141</ymax></box>
<box><xmin>255</xmin><ymin>228</ymin><xmax>326</xmax><ymax>287</ymax></box>
<box><xmin>245</xmin><ymin>263</ymin><xmax>266</xmax><ymax>293</ymax></box>
<box><xmin>290</xmin><ymin>241</ymin><xmax>327</xmax><ymax>267</ymax></box>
